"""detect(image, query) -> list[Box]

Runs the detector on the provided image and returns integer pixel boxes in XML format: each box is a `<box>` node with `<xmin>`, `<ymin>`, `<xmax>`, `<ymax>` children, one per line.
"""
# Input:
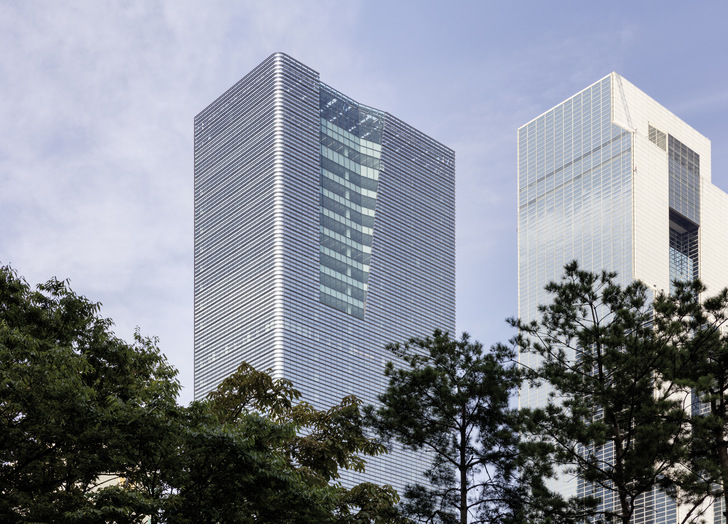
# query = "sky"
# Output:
<box><xmin>2</xmin><ymin>1</ymin><xmax>728</xmax><ymax>405</ymax></box>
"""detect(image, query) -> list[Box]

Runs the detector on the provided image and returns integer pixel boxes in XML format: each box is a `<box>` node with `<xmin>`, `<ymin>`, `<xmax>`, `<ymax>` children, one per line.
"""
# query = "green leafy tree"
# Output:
<box><xmin>173</xmin><ymin>362</ymin><xmax>406</xmax><ymax>523</ymax></box>
<box><xmin>514</xmin><ymin>262</ymin><xmax>699</xmax><ymax>524</ymax></box>
<box><xmin>0</xmin><ymin>264</ymin><xmax>179</xmax><ymax>522</ymax></box>
<box><xmin>365</xmin><ymin>330</ymin><xmax>525</xmax><ymax>524</ymax></box>
<box><xmin>0</xmin><ymin>264</ymin><xmax>405</xmax><ymax>523</ymax></box>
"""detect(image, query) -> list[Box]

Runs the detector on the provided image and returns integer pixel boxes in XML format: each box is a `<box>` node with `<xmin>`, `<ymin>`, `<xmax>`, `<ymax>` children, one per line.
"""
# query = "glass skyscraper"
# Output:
<box><xmin>518</xmin><ymin>73</ymin><xmax>728</xmax><ymax>523</ymax></box>
<box><xmin>194</xmin><ymin>53</ymin><xmax>455</xmax><ymax>492</ymax></box>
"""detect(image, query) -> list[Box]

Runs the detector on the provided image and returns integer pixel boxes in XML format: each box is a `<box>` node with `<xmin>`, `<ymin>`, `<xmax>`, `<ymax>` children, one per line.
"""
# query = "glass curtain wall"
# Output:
<box><xmin>319</xmin><ymin>85</ymin><xmax>383</xmax><ymax>319</ymax></box>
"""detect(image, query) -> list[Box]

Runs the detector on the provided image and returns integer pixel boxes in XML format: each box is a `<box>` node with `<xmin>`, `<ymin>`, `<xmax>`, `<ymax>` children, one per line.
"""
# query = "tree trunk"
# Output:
<box><xmin>719</xmin><ymin>434</ymin><xmax>728</xmax><ymax>523</ymax></box>
<box><xmin>460</xmin><ymin>404</ymin><xmax>468</xmax><ymax>524</ymax></box>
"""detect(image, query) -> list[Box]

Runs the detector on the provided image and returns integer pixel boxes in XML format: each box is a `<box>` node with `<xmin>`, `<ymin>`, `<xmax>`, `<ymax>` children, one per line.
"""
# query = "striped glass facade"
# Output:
<box><xmin>194</xmin><ymin>53</ymin><xmax>455</xmax><ymax>492</ymax></box>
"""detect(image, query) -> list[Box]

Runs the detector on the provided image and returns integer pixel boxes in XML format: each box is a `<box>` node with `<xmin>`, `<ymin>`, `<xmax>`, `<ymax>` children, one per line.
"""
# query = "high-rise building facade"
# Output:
<box><xmin>194</xmin><ymin>53</ymin><xmax>455</xmax><ymax>491</ymax></box>
<box><xmin>518</xmin><ymin>73</ymin><xmax>728</xmax><ymax>523</ymax></box>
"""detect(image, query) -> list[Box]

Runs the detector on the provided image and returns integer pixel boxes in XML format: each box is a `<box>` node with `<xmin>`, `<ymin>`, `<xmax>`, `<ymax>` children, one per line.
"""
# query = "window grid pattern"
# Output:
<box><xmin>668</xmin><ymin>219</ymin><xmax>698</xmax><ymax>293</ymax></box>
<box><xmin>668</xmin><ymin>134</ymin><xmax>700</xmax><ymax>224</ymax></box>
<box><xmin>632</xmin><ymin>488</ymin><xmax>678</xmax><ymax>524</ymax></box>
<box><xmin>649</xmin><ymin>124</ymin><xmax>667</xmax><ymax>151</ymax></box>
<box><xmin>577</xmin><ymin>443</ymin><xmax>616</xmax><ymax>519</ymax></box>
<box><xmin>715</xmin><ymin>497</ymin><xmax>725</xmax><ymax>524</ymax></box>
<box><xmin>318</xmin><ymin>85</ymin><xmax>384</xmax><ymax>318</ymax></box>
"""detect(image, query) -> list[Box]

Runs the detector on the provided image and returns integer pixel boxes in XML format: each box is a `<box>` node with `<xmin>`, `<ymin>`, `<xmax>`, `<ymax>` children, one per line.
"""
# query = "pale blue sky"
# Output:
<box><xmin>2</xmin><ymin>1</ymin><xmax>727</xmax><ymax>404</ymax></box>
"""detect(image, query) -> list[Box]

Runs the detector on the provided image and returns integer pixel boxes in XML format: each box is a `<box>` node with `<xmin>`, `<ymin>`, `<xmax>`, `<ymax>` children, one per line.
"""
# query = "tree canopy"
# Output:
<box><xmin>0</xmin><ymin>264</ymin><xmax>179</xmax><ymax>522</ymax></box>
<box><xmin>0</xmin><ymin>264</ymin><xmax>403</xmax><ymax>523</ymax></box>
<box><xmin>180</xmin><ymin>362</ymin><xmax>404</xmax><ymax>524</ymax></box>
<box><xmin>514</xmin><ymin>261</ymin><xmax>728</xmax><ymax>524</ymax></box>
<box><xmin>10</xmin><ymin>259</ymin><xmax>728</xmax><ymax>523</ymax></box>
<box><xmin>366</xmin><ymin>330</ymin><xmax>526</xmax><ymax>524</ymax></box>
<box><xmin>652</xmin><ymin>279</ymin><xmax>728</xmax><ymax>522</ymax></box>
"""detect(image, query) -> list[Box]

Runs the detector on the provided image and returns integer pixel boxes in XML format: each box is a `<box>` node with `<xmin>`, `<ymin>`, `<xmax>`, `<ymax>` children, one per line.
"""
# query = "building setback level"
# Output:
<box><xmin>194</xmin><ymin>53</ymin><xmax>456</xmax><ymax>492</ymax></box>
<box><xmin>518</xmin><ymin>73</ymin><xmax>728</xmax><ymax>523</ymax></box>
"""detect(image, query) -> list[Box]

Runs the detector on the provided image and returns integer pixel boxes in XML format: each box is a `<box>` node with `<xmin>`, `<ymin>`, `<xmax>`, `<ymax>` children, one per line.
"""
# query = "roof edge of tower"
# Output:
<box><xmin>518</xmin><ymin>72</ymin><xmax>615</xmax><ymax>131</ymax></box>
<box><xmin>194</xmin><ymin>52</ymin><xmax>320</xmax><ymax>121</ymax></box>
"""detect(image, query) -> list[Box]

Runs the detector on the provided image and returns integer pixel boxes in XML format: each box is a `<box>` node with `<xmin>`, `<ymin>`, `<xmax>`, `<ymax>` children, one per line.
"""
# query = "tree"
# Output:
<box><xmin>0</xmin><ymin>264</ymin><xmax>179</xmax><ymax>522</ymax></box>
<box><xmin>653</xmin><ymin>279</ymin><xmax>728</xmax><ymax>521</ymax></box>
<box><xmin>176</xmin><ymin>362</ymin><xmax>406</xmax><ymax>524</ymax></box>
<box><xmin>0</xmin><ymin>264</ymin><xmax>405</xmax><ymax>523</ymax></box>
<box><xmin>514</xmin><ymin>262</ymin><xmax>697</xmax><ymax>524</ymax></box>
<box><xmin>365</xmin><ymin>329</ymin><xmax>524</xmax><ymax>524</ymax></box>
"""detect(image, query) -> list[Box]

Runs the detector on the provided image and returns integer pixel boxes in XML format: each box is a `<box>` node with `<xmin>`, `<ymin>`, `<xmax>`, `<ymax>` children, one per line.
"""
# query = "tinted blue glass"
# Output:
<box><xmin>318</xmin><ymin>86</ymin><xmax>384</xmax><ymax>318</ymax></box>
<box><xmin>668</xmin><ymin>135</ymin><xmax>700</xmax><ymax>224</ymax></box>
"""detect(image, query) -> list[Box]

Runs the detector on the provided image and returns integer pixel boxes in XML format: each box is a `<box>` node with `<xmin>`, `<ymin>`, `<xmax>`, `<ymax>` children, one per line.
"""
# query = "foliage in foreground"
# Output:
<box><xmin>0</xmin><ymin>264</ymin><xmax>403</xmax><ymax>523</ymax></box>
<box><xmin>0</xmin><ymin>264</ymin><xmax>179</xmax><ymax>522</ymax></box>
<box><xmin>514</xmin><ymin>261</ymin><xmax>728</xmax><ymax>524</ymax></box>
<box><xmin>654</xmin><ymin>279</ymin><xmax>728</xmax><ymax>523</ymax></box>
<box><xmin>366</xmin><ymin>330</ymin><xmax>538</xmax><ymax>524</ymax></box>
<box><xmin>9</xmin><ymin>259</ymin><xmax>728</xmax><ymax>523</ymax></box>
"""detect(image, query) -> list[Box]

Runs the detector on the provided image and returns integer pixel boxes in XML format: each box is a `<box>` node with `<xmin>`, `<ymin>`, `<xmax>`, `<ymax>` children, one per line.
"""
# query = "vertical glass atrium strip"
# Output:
<box><xmin>318</xmin><ymin>85</ymin><xmax>384</xmax><ymax>318</ymax></box>
<box><xmin>667</xmin><ymin>135</ymin><xmax>700</xmax><ymax>292</ymax></box>
<box><xmin>668</xmin><ymin>134</ymin><xmax>700</xmax><ymax>225</ymax></box>
<box><xmin>669</xmin><ymin>220</ymin><xmax>699</xmax><ymax>290</ymax></box>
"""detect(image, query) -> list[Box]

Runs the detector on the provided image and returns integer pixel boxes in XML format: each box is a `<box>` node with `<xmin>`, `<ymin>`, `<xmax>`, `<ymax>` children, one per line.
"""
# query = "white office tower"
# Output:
<box><xmin>194</xmin><ymin>53</ymin><xmax>456</xmax><ymax>493</ymax></box>
<box><xmin>518</xmin><ymin>73</ymin><xmax>728</xmax><ymax>523</ymax></box>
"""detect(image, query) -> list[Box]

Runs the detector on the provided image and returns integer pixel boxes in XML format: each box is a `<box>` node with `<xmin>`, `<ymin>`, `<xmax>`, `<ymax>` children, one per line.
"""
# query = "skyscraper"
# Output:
<box><xmin>518</xmin><ymin>73</ymin><xmax>728</xmax><ymax>523</ymax></box>
<box><xmin>194</xmin><ymin>53</ymin><xmax>456</xmax><ymax>491</ymax></box>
